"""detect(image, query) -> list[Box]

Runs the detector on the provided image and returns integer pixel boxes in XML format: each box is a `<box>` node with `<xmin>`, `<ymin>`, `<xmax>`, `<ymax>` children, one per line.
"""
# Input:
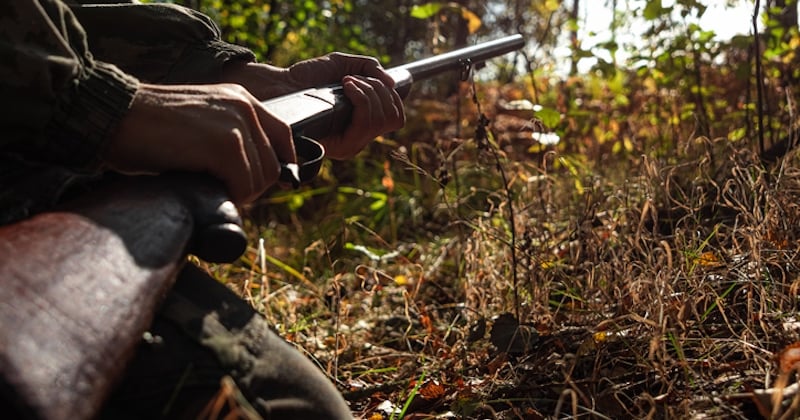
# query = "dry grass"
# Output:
<box><xmin>201</xmin><ymin>81</ymin><xmax>800</xmax><ymax>419</ymax></box>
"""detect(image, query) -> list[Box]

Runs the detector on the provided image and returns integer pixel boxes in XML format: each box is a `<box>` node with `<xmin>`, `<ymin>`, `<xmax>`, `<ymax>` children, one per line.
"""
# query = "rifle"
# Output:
<box><xmin>265</xmin><ymin>34</ymin><xmax>526</xmax><ymax>186</ymax></box>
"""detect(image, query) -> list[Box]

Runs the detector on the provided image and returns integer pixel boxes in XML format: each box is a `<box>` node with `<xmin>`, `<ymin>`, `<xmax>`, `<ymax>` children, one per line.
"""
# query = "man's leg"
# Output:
<box><xmin>100</xmin><ymin>263</ymin><xmax>352</xmax><ymax>420</ymax></box>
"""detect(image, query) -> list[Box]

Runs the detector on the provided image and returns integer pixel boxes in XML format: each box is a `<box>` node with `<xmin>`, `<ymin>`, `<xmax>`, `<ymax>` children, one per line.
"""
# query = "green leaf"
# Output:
<box><xmin>369</xmin><ymin>198</ymin><xmax>386</xmax><ymax>211</ymax></box>
<box><xmin>410</xmin><ymin>3</ymin><xmax>443</xmax><ymax>19</ymax></box>
<box><xmin>697</xmin><ymin>29</ymin><xmax>716</xmax><ymax>43</ymax></box>
<box><xmin>535</xmin><ymin>107</ymin><xmax>561</xmax><ymax>128</ymax></box>
<box><xmin>229</xmin><ymin>14</ymin><xmax>246</xmax><ymax>29</ymax></box>
<box><xmin>643</xmin><ymin>0</ymin><xmax>664</xmax><ymax>20</ymax></box>
<box><xmin>728</xmin><ymin>127</ymin><xmax>747</xmax><ymax>142</ymax></box>
<box><xmin>288</xmin><ymin>193</ymin><xmax>305</xmax><ymax>212</ymax></box>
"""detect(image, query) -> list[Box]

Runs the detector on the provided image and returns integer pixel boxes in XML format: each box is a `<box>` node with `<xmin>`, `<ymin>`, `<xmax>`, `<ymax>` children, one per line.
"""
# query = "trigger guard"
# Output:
<box><xmin>279</xmin><ymin>136</ymin><xmax>325</xmax><ymax>186</ymax></box>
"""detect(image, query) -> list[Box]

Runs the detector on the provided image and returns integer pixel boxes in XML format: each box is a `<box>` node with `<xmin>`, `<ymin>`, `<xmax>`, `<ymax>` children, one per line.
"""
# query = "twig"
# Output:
<box><xmin>469</xmin><ymin>77</ymin><xmax>521</xmax><ymax>319</ymax></box>
<box><xmin>753</xmin><ymin>0</ymin><xmax>766</xmax><ymax>155</ymax></box>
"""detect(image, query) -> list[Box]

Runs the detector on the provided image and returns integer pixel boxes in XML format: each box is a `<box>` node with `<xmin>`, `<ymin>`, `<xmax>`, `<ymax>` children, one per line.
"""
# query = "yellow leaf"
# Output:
<box><xmin>609</xmin><ymin>119</ymin><xmax>620</xmax><ymax>134</ymax></box>
<box><xmin>460</xmin><ymin>8</ymin><xmax>482</xmax><ymax>33</ymax></box>
<box><xmin>527</xmin><ymin>142</ymin><xmax>547</xmax><ymax>154</ymax></box>
<box><xmin>697</xmin><ymin>251</ymin><xmax>718</xmax><ymax>266</ymax></box>
<box><xmin>643</xmin><ymin>77</ymin><xmax>658</xmax><ymax>93</ymax></box>
<box><xmin>394</xmin><ymin>274</ymin><xmax>408</xmax><ymax>286</ymax></box>
<box><xmin>540</xmin><ymin>260</ymin><xmax>556</xmax><ymax>269</ymax></box>
<box><xmin>574</xmin><ymin>179</ymin><xmax>585</xmax><ymax>195</ymax></box>
<box><xmin>593</xmin><ymin>126</ymin><xmax>606</xmax><ymax>144</ymax></box>
<box><xmin>593</xmin><ymin>331</ymin><xmax>608</xmax><ymax>343</ymax></box>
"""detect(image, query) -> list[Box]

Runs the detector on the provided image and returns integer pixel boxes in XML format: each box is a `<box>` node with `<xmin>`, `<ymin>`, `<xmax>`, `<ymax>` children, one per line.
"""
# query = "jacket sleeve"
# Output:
<box><xmin>67</xmin><ymin>2</ymin><xmax>256</xmax><ymax>83</ymax></box>
<box><xmin>0</xmin><ymin>0</ymin><xmax>139</xmax><ymax>170</ymax></box>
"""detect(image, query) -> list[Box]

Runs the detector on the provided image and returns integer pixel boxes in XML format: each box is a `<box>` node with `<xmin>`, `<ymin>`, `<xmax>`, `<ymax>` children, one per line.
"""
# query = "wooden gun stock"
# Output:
<box><xmin>0</xmin><ymin>175</ymin><xmax>246</xmax><ymax>419</ymax></box>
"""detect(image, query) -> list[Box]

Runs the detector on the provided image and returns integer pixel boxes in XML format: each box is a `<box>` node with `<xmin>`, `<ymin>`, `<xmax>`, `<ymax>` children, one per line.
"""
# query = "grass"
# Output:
<box><xmin>198</xmin><ymin>77</ymin><xmax>800</xmax><ymax>419</ymax></box>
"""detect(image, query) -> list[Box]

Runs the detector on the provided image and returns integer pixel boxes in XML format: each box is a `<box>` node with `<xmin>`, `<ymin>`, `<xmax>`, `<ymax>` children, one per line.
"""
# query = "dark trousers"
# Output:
<box><xmin>100</xmin><ymin>264</ymin><xmax>352</xmax><ymax>420</ymax></box>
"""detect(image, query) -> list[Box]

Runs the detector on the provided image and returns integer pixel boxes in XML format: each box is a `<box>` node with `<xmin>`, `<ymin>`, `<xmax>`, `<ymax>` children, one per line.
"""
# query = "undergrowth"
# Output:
<box><xmin>199</xmin><ymin>71</ymin><xmax>800</xmax><ymax>419</ymax></box>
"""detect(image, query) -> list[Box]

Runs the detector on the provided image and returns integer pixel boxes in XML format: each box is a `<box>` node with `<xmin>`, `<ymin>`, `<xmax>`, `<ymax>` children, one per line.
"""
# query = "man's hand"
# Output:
<box><xmin>327</xmin><ymin>72</ymin><xmax>406</xmax><ymax>159</ymax></box>
<box><xmin>222</xmin><ymin>53</ymin><xmax>405</xmax><ymax>160</ymax></box>
<box><xmin>104</xmin><ymin>83</ymin><xmax>296</xmax><ymax>204</ymax></box>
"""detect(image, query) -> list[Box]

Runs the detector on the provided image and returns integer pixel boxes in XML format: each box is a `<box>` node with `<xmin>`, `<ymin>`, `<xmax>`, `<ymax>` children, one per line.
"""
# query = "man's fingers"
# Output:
<box><xmin>345</xmin><ymin>76</ymin><xmax>405</xmax><ymax>129</ymax></box>
<box><xmin>252</xmin><ymin>102</ymin><xmax>295</xmax><ymax>167</ymax></box>
<box><xmin>206</xmin><ymin>127</ymin><xmax>258</xmax><ymax>203</ymax></box>
<box><xmin>209</xmin><ymin>87</ymin><xmax>288</xmax><ymax>203</ymax></box>
<box><xmin>377</xmin><ymin>79</ymin><xmax>405</xmax><ymax>128</ymax></box>
<box><xmin>351</xmin><ymin>57</ymin><xmax>395</xmax><ymax>88</ymax></box>
<box><xmin>108</xmin><ymin>83</ymin><xmax>295</xmax><ymax>205</ymax></box>
<box><xmin>227</xmin><ymin>86</ymin><xmax>294</xmax><ymax>200</ymax></box>
<box><xmin>231</xmin><ymin>89</ymin><xmax>288</xmax><ymax>201</ymax></box>
<box><xmin>322</xmin><ymin>75</ymin><xmax>405</xmax><ymax>160</ymax></box>
<box><xmin>345</xmin><ymin>76</ymin><xmax>382</xmax><ymax>125</ymax></box>
<box><xmin>238</xmin><ymin>124</ymin><xmax>269</xmax><ymax>200</ymax></box>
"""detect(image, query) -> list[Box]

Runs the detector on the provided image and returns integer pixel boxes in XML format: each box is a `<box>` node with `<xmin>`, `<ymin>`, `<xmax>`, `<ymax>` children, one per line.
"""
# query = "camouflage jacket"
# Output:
<box><xmin>0</xmin><ymin>0</ymin><xmax>255</xmax><ymax>224</ymax></box>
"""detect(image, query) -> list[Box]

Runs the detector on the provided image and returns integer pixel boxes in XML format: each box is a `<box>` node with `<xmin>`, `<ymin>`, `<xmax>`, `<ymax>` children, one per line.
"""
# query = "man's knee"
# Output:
<box><xmin>102</xmin><ymin>264</ymin><xmax>351</xmax><ymax>419</ymax></box>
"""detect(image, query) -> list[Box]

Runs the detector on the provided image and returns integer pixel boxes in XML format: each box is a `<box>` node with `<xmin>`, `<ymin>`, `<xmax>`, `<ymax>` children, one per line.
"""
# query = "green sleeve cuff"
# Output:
<box><xmin>45</xmin><ymin>62</ymin><xmax>139</xmax><ymax>170</ymax></box>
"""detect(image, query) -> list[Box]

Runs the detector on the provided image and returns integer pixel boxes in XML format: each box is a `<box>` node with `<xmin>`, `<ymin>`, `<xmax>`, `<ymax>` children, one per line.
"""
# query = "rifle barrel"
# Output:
<box><xmin>390</xmin><ymin>34</ymin><xmax>525</xmax><ymax>83</ymax></box>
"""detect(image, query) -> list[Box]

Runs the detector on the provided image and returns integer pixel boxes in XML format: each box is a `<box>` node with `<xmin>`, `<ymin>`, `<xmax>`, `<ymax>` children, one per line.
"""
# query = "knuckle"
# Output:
<box><xmin>363</xmin><ymin>55</ymin><xmax>381</xmax><ymax>67</ymax></box>
<box><xmin>221</xmin><ymin>83</ymin><xmax>249</xmax><ymax>94</ymax></box>
<box><xmin>219</xmin><ymin>84</ymin><xmax>254</xmax><ymax>106</ymax></box>
<box><xmin>217</xmin><ymin>128</ymin><xmax>246</xmax><ymax>158</ymax></box>
<box><xmin>327</xmin><ymin>52</ymin><xmax>347</xmax><ymax>63</ymax></box>
<box><xmin>360</xmin><ymin>82</ymin><xmax>377</xmax><ymax>94</ymax></box>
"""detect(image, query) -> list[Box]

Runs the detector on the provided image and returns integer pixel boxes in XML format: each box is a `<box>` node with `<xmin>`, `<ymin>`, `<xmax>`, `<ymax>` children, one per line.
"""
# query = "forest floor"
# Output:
<box><xmin>201</xmin><ymin>78</ymin><xmax>800</xmax><ymax>419</ymax></box>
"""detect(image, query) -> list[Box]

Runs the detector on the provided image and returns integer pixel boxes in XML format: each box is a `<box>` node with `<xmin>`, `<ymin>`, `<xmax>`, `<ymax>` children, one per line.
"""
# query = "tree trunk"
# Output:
<box><xmin>569</xmin><ymin>0</ymin><xmax>580</xmax><ymax>76</ymax></box>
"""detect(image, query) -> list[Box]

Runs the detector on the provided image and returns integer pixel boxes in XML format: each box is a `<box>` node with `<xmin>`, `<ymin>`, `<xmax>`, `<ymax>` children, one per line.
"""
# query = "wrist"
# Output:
<box><xmin>220</xmin><ymin>61</ymin><xmax>297</xmax><ymax>99</ymax></box>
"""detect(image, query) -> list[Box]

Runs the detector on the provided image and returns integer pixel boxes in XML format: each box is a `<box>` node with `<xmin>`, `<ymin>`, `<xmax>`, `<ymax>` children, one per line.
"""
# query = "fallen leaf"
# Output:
<box><xmin>419</xmin><ymin>380</ymin><xmax>446</xmax><ymax>400</ymax></box>
<box><xmin>779</xmin><ymin>341</ymin><xmax>800</xmax><ymax>373</ymax></box>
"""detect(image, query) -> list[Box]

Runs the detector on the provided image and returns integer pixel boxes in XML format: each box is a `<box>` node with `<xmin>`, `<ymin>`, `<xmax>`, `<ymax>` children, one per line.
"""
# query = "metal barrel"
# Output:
<box><xmin>390</xmin><ymin>34</ymin><xmax>525</xmax><ymax>83</ymax></box>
